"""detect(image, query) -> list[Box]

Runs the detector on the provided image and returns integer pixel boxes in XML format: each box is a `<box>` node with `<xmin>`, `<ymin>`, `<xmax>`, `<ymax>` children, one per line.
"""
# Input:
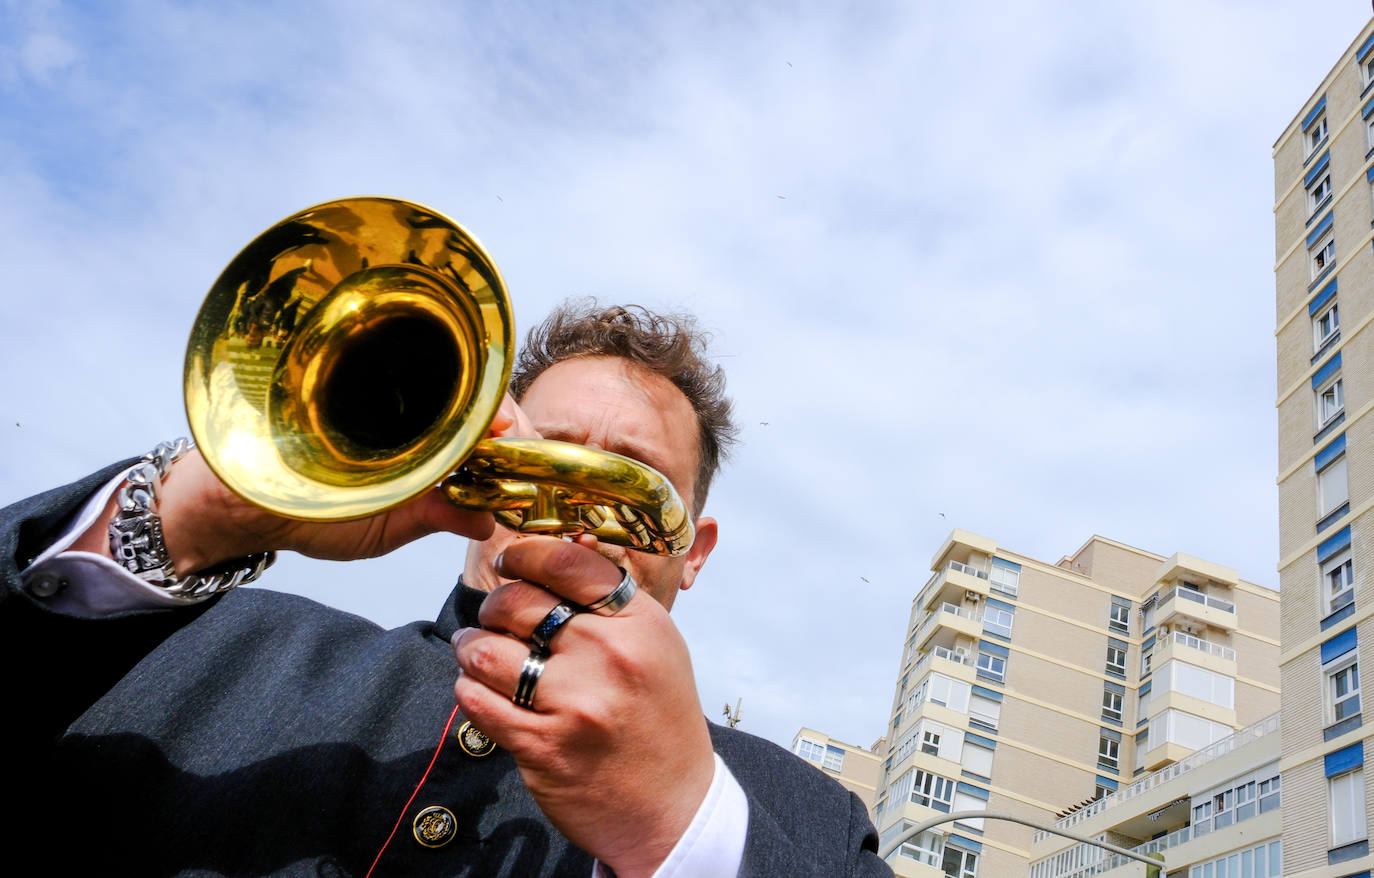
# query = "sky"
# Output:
<box><xmin>3</xmin><ymin>0</ymin><xmax>1371</xmax><ymax>752</ymax></box>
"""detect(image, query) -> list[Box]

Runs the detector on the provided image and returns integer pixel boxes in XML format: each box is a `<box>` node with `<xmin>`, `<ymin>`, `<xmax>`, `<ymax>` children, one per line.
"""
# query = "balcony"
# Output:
<box><xmin>1153</xmin><ymin>630</ymin><xmax>1237</xmax><ymax>675</ymax></box>
<box><xmin>1155</xmin><ymin>585</ymin><xmax>1236</xmax><ymax>632</ymax></box>
<box><xmin>1038</xmin><ymin>713</ymin><xmax>1278</xmax><ymax>839</ymax></box>
<box><xmin>914</xmin><ymin>602</ymin><xmax>981</xmax><ymax>652</ymax></box>
<box><xmin>919</xmin><ymin>560</ymin><xmax>991</xmax><ymax>612</ymax></box>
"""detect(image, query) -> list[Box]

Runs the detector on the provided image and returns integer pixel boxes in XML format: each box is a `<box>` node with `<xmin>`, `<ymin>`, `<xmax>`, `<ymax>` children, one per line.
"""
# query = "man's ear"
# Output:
<box><xmin>678</xmin><ymin>517</ymin><xmax>718</xmax><ymax>592</ymax></box>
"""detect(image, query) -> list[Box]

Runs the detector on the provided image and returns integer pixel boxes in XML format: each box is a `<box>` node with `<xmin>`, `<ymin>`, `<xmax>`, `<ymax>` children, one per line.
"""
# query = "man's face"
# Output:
<box><xmin>462</xmin><ymin>355</ymin><xmax>718</xmax><ymax>609</ymax></box>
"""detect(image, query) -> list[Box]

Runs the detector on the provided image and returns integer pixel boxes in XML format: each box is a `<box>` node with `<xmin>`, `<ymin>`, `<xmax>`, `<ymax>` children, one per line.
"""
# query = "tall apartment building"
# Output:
<box><xmin>873</xmin><ymin>530</ymin><xmax>1278</xmax><ymax>877</ymax></box>
<box><xmin>1274</xmin><ymin>15</ymin><xmax>1374</xmax><ymax>877</ymax></box>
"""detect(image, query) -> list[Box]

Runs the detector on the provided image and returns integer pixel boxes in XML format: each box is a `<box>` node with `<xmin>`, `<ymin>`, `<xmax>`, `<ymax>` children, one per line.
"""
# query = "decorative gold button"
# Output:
<box><xmin>412</xmin><ymin>805</ymin><xmax>456</xmax><ymax>848</ymax></box>
<box><xmin>457</xmin><ymin>720</ymin><xmax>496</xmax><ymax>757</ymax></box>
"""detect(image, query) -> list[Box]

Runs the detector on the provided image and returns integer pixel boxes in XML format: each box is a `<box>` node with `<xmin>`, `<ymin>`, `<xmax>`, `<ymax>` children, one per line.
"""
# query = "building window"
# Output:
<box><xmin>1310</xmin><ymin>115</ymin><xmax>1329</xmax><ymax>155</ymax></box>
<box><xmin>1318</xmin><ymin>451</ymin><xmax>1349</xmax><ymax>516</ymax></box>
<box><xmin>911</xmin><ymin>769</ymin><xmax>955</xmax><ymax>812</ymax></box>
<box><xmin>1310</xmin><ymin>172</ymin><xmax>1333</xmax><ymax>214</ymax></box>
<box><xmin>989</xmin><ymin>558</ymin><xmax>1020</xmax><ymax>597</ymax></box>
<box><xmin>1098</xmin><ymin>734</ymin><xmax>1121</xmax><ymax>771</ymax></box>
<box><xmin>1102</xmin><ymin>688</ymin><xmax>1124</xmax><ymax>723</ymax></box>
<box><xmin>1312</xmin><ymin>232</ymin><xmax>1336</xmax><ymax>279</ymax></box>
<box><xmin>1365</xmin><ymin>54</ymin><xmax>1374</xmax><ymax>88</ymax></box>
<box><xmin>1140</xmin><ymin>646</ymin><xmax>1153</xmax><ymax>677</ymax></box>
<box><xmin>1105</xmin><ymin>642</ymin><xmax>1128</xmax><ymax>678</ymax></box>
<box><xmin>921</xmin><ymin>729</ymin><xmax>940</xmax><ymax>756</ymax></box>
<box><xmin>1109</xmin><ymin>601</ymin><xmax>1130</xmax><ymax>633</ymax></box>
<box><xmin>976</xmin><ymin>651</ymin><xmax>1006</xmax><ymax>682</ymax></box>
<box><xmin>1330</xmin><ymin>767</ymin><xmax>1367</xmax><ymax>847</ymax></box>
<box><xmin>1314</xmin><ymin>301</ymin><xmax>1340</xmax><ymax>351</ymax></box>
<box><xmin>1259</xmin><ymin>775</ymin><xmax>1281</xmax><ymax>813</ymax></box>
<box><xmin>941</xmin><ymin>846</ymin><xmax>978</xmax><ymax>878</ymax></box>
<box><xmin>820</xmin><ymin>745</ymin><xmax>844</xmax><ymax>772</ymax></box>
<box><xmin>1326</xmin><ymin>655</ymin><xmax>1362</xmax><ymax>725</ymax></box>
<box><xmin>1367</xmin><ymin>114</ymin><xmax>1374</xmax><ymax>153</ymax></box>
<box><xmin>1188</xmin><ymin>840</ymin><xmax>1281</xmax><ymax>878</ymax></box>
<box><xmin>969</xmin><ymin>692</ymin><xmax>1001</xmax><ymax>733</ymax></box>
<box><xmin>962</xmin><ymin>740</ymin><xmax>994</xmax><ymax>778</ymax></box>
<box><xmin>982</xmin><ymin>605</ymin><xmax>1014</xmax><ymax>639</ymax></box>
<box><xmin>796</xmin><ymin>738</ymin><xmax>825</xmax><ymax>762</ymax></box>
<box><xmin>1323</xmin><ymin>549</ymin><xmax>1355</xmax><ymax>615</ymax></box>
<box><xmin>1317</xmin><ymin>376</ymin><xmax>1344</xmax><ymax>426</ymax></box>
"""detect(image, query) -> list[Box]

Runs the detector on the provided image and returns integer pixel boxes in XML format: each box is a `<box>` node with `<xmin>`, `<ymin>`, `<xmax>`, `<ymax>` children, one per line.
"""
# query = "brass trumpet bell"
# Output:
<box><xmin>185</xmin><ymin>197</ymin><xmax>692</xmax><ymax>555</ymax></box>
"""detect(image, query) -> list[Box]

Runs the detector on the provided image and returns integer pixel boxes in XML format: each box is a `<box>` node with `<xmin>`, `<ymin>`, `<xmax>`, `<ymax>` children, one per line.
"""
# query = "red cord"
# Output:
<box><xmin>364</xmin><ymin>704</ymin><xmax>463</xmax><ymax>878</ymax></box>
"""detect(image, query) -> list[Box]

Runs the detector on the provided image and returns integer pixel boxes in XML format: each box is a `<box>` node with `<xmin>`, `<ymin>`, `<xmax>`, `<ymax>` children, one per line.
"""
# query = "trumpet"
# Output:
<box><xmin>184</xmin><ymin>197</ymin><xmax>692</xmax><ymax>556</ymax></box>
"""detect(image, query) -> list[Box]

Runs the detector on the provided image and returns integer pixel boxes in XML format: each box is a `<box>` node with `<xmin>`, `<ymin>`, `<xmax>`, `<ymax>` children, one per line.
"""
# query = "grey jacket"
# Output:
<box><xmin>1</xmin><ymin>462</ymin><xmax>888</xmax><ymax>876</ymax></box>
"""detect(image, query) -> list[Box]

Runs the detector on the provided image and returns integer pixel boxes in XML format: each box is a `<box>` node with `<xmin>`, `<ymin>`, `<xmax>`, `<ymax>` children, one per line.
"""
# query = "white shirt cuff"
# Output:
<box><xmin>20</xmin><ymin>468</ymin><xmax>204</xmax><ymax>616</ymax></box>
<box><xmin>594</xmin><ymin>752</ymin><xmax>747</xmax><ymax>877</ymax></box>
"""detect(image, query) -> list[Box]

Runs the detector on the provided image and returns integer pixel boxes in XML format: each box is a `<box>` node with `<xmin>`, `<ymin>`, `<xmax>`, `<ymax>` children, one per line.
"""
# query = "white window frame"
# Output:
<box><xmin>1312</xmin><ymin>231</ymin><xmax>1336</xmax><ymax>279</ymax></box>
<box><xmin>920</xmin><ymin>728</ymin><xmax>940</xmax><ymax>756</ymax></box>
<box><xmin>1330</xmin><ymin>766</ymin><xmax>1367</xmax><ymax>847</ymax></box>
<box><xmin>822</xmin><ymin>744</ymin><xmax>845</xmax><ymax>772</ymax></box>
<box><xmin>1310</xmin><ymin>172</ymin><xmax>1333</xmax><ymax>214</ymax></box>
<box><xmin>976</xmin><ymin>651</ymin><xmax>1006</xmax><ymax>682</ymax></box>
<box><xmin>941</xmin><ymin>845</ymin><xmax>978</xmax><ymax>878</ymax></box>
<box><xmin>1317</xmin><ymin>376</ymin><xmax>1345</xmax><ymax>427</ymax></box>
<box><xmin>1326</xmin><ymin>653</ymin><xmax>1362</xmax><ymax>725</ymax></box>
<box><xmin>1318</xmin><ymin>451</ymin><xmax>1349</xmax><ymax>516</ymax></box>
<box><xmin>1109</xmin><ymin>602</ymin><xmax>1130</xmax><ymax>633</ymax></box>
<box><xmin>1310</xmin><ymin>115</ymin><xmax>1330</xmax><ymax>155</ymax></box>
<box><xmin>1322</xmin><ymin>548</ymin><xmax>1355</xmax><ymax>615</ymax></box>
<box><xmin>989</xmin><ymin>560</ymin><xmax>1019</xmax><ymax>596</ymax></box>
<box><xmin>1098</xmin><ymin>735</ymin><xmax>1120</xmax><ymax>771</ymax></box>
<box><xmin>796</xmin><ymin>738</ymin><xmax>825</xmax><ymax>762</ymax></box>
<box><xmin>1105</xmin><ymin>644</ymin><xmax>1127</xmax><ymax>677</ymax></box>
<box><xmin>910</xmin><ymin>769</ymin><xmax>955</xmax><ymax>812</ymax></box>
<box><xmin>1365</xmin><ymin>55</ymin><xmax>1374</xmax><ymax>88</ymax></box>
<box><xmin>1367</xmin><ymin>114</ymin><xmax>1374</xmax><ymax>153</ymax></box>
<box><xmin>1314</xmin><ymin>301</ymin><xmax>1340</xmax><ymax>351</ymax></box>
<box><xmin>1102</xmin><ymin>688</ymin><xmax>1124</xmax><ymax>722</ymax></box>
<box><xmin>982</xmin><ymin>605</ymin><xmax>1014</xmax><ymax>638</ymax></box>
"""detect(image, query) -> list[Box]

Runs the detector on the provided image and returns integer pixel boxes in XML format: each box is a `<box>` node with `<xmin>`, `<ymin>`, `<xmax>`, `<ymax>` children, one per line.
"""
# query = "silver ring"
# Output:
<box><xmin>584</xmin><ymin>567</ymin><xmax>638</xmax><ymax>616</ymax></box>
<box><xmin>513</xmin><ymin>650</ymin><xmax>546</xmax><ymax>710</ymax></box>
<box><xmin>532</xmin><ymin>601</ymin><xmax>578</xmax><ymax>653</ymax></box>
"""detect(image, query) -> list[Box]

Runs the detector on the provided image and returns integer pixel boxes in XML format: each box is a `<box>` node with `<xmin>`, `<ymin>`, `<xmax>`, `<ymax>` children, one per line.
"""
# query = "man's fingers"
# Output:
<box><xmin>478</xmin><ymin>581</ymin><xmax>573</xmax><ymax>642</ymax></box>
<box><xmin>495</xmin><ymin>537</ymin><xmax>631</xmax><ymax>609</ymax></box>
<box><xmin>452</xmin><ymin>628</ymin><xmax>533</xmax><ymax>696</ymax></box>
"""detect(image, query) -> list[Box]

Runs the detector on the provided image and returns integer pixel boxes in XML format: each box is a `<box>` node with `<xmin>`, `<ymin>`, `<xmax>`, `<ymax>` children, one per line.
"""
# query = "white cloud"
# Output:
<box><xmin>1</xmin><ymin>0</ymin><xmax>1366</xmax><ymax>752</ymax></box>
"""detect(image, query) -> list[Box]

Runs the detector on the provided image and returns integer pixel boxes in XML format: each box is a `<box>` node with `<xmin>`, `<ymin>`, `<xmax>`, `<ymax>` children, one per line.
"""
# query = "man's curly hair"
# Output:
<box><xmin>509</xmin><ymin>301</ymin><xmax>738</xmax><ymax>514</ymax></box>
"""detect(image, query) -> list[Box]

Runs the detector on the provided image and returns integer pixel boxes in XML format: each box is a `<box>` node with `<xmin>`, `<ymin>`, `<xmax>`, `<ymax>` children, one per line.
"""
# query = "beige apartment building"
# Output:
<box><xmin>1274</xmin><ymin>14</ymin><xmax>1374</xmax><ymax>878</ymax></box>
<box><xmin>871</xmin><ymin>530</ymin><xmax>1278</xmax><ymax>877</ymax></box>
<box><xmin>790</xmin><ymin>727</ymin><xmax>885</xmax><ymax>810</ymax></box>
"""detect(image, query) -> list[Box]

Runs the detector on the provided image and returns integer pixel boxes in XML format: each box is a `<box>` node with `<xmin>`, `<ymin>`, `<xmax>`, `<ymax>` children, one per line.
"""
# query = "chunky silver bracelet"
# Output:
<box><xmin>109</xmin><ymin>438</ymin><xmax>275</xmax><ymax>598</ymax></box>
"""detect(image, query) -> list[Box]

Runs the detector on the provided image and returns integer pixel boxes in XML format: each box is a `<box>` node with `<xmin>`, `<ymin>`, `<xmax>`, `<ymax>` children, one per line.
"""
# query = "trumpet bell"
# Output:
<box><xmin>185</xmin><ymin>197</ymin><xmax>513</xmax><ymax>520</ymax></box>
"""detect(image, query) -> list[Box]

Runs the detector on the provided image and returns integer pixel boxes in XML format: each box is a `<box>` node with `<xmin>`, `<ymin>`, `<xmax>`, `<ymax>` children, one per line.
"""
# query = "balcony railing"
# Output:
<box><xmin>1162</xmin><ymin>585</ymin><xmax>1235</xmax><ymax>614</ymax></box>
<box><xmin>1035</xmin><ymin>712</ymin><xmax>1279</xmax><ymax>839</ymax></box>
<box><xmin>949</xmin><ymin>559</ymin><xmax>989</xmax><ymax>580</ymax></box>
<box><xmin>1162</xmin><ymin>630</ymin><xmax>1236</xmax><ymax>662</ymax></box>
<box><xmin>916</xmin><ymin>560</ymin><xmax>990</xmax><ymax>608</ymax></box>
<box><xmin>907</xmin><ymin>645</ymin><xmax>972</xmax><ymax>688</ymax></box>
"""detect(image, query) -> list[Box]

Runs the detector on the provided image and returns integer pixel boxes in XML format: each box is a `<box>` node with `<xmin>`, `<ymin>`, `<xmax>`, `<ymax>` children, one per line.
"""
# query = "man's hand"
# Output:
<box><xmin>451</xmin><ymin>536</ymin><xmax>716</xmax><ymax>878</ymax></box>
<box><xmin>70</xmin><ymin>394</ymin><xmax>540</xmax><ymax>571</ymax></box>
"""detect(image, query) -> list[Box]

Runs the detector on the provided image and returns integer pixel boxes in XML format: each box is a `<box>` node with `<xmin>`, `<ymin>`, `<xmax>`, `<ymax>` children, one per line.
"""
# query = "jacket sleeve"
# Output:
<box><xmin>1</xmin><ymin>461</ymin><xmax>218</xmax><ymax>748</ymax></box>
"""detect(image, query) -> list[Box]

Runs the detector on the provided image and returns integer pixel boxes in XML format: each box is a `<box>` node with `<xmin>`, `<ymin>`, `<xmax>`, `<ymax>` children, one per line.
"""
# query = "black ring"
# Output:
<box><xmin>532</xmin><ymin>601</ymin><xmax>578</xmax><ymax>653</ymax></box>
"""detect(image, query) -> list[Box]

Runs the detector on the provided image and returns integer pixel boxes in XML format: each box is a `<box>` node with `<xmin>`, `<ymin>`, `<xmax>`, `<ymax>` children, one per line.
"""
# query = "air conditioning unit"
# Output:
<box><xmin>965</xmin><ymin>591</ymin><xmax>981</xmax><ymax>603</ymax></box>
